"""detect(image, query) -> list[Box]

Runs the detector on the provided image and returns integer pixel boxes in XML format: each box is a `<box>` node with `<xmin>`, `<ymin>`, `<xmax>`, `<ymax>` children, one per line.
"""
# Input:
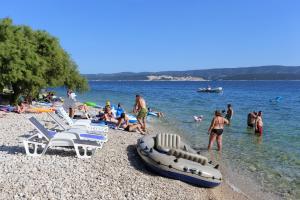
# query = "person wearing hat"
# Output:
<box><xmin>207</xmin><ymin>110</ymin><xmax>230</xmax><ymax>151</ymax></box>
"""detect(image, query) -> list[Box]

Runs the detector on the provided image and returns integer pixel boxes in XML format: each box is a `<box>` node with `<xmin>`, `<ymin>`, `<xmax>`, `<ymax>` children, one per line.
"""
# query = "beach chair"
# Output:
<box><xmin>23</xmin><ymin>117</ymin><xmax>105</xmax><ymax>158</ymax></box>
<box><xmin>47</xmin><ymin>112</ymin><xmax>108</xmax><ymax>139</ymax></box>
<box><xmin>56</xmin><ymin>107</ymin><xmax>109</xmax><ymax>132</ymax></box>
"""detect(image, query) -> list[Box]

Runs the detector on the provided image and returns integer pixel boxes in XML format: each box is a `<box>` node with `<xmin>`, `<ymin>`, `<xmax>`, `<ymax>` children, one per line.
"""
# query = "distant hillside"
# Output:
<box><xmin>84</xmin><ymin>65</ymin><xmax>300</xmax><ymax>81</ymax></box>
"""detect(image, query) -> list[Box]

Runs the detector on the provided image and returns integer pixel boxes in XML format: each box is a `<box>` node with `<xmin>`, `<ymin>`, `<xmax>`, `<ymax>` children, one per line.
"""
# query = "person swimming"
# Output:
<box><xmin>148</xmin><ymin>107</ymin><xmax>164</xmax><ymax>118</ymax></box>
<box><xmin>207</xmin><ymin>110</ymin><xmax>229</xmax><ymax>151</ymax></box>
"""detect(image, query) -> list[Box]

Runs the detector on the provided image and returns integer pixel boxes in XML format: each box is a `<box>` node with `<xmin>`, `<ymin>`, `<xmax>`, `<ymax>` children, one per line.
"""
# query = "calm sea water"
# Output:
<box><xmin>55</xmin><ymin>81</ymin><xmax>300</xmax><ymax>199</ymax></box>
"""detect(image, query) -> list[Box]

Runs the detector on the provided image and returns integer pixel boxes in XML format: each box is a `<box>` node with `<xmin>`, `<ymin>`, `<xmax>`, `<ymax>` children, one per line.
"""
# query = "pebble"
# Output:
<box><xmin>0</xmin><ymin>111</ymin><xmax>246</xmax><ymax>200</ymax></box>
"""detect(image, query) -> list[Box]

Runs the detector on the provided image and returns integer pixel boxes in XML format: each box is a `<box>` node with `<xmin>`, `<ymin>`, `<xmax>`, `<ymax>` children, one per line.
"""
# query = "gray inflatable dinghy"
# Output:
<box><xmin>136</xmin><ymin>133</ymin><xmax>222</xmax><ymax>187</ymax></box>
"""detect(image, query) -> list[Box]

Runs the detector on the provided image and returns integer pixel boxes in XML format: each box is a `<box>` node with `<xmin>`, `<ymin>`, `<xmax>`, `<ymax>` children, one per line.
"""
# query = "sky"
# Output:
<box><xmin>0</xmin><ymin>0</ymin><xmax>299</xmax><ymax>73</ymax></box>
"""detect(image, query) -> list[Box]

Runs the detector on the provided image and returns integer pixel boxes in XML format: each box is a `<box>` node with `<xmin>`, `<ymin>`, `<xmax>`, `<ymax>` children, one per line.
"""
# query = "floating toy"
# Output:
<box><xmin>148</xmin><ymin>112</ymin><xmax>158</xmax><ymax>117</ymax></box>
<box><xmin>194</xmin><ymin>115</ymin><xmax>203</xmax><ymax>122</ymax></box>
<box><xmin>84</xmin><ymin>101</ymin><xmax>102</xmax><ymax>108</ymax></box>
<box><xmin>269</xmin><ymin>96</ymin><xmax>282</xmax><ymax>103</ymax></box>
<box><xmin>127</xmin><ymin>114</ymin><xmax>138</xmax><ymax>123</ymax></box>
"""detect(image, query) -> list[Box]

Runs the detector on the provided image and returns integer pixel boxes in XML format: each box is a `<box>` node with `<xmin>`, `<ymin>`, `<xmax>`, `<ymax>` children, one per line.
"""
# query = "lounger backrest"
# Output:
<box><xmin>29</xmin><ymin>117</ymin><xmax>54</xmax><ymax>141</ymax></box>
<box><xmin>156</xmin><ymin>133</ymin><xmax>181</xmax><ymax>152</ymax></box>
<box><xmin>57</xmin><ymin>107</ymin><xmax>74</xmax><ymax>126</ymax></box>
<box><xmin>47</xmin><ymin>112</ymin><xmax>68</xmax><ymax>130</ymax></box>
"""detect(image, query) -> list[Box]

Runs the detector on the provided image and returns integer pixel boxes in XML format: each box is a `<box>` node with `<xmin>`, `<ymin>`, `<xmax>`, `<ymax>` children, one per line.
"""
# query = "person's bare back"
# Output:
<box><xmin>136</xmin><ymin>97</ymin><xmax>146</xmax><ymax>110</ymax></box>
<box><xmin>134</xmin><ymin>95</ymin><xmax>147</xmax><ymax>132</ymax></box>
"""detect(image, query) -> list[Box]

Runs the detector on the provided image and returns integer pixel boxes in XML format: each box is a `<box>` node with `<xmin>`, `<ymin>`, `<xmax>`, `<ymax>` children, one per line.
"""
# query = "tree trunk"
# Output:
<box><xmin>10</xmin><ymin>84</ymin><xmax>21</xmax><ymax>105</ymax></box>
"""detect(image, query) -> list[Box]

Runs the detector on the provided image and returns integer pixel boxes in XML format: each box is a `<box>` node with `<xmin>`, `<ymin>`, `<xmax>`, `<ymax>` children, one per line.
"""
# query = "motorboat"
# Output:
<box><xmin>198</xmin><ymin>87</ymin><xmax>223</xmax><ymax>93</ymax></box>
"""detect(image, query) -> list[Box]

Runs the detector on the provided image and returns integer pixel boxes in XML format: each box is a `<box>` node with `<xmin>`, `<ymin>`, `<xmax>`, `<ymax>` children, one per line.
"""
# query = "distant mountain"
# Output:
<box><xmin>83</xmin><ymin>65</ymin><xmax>300</xmax><ymax>81</ymax></box>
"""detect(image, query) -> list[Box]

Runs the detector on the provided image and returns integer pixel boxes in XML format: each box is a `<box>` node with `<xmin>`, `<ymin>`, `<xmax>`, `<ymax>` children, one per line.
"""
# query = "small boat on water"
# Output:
<box><xmin>136</xmin><ymin>133</ymin><xmax>222</xmax><ymax>187</ymax></box>
<box><xmin>198</xmin><ymin>87</ymin><xmax>223</xmax><ymax>93</ymax></box>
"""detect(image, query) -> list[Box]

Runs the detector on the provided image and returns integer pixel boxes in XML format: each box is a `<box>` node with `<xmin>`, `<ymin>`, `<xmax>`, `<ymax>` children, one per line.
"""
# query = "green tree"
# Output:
<box><xmin>0</xmin><ymin>18</ymin><xmax>88</xmax><ymax>104</ymax></box>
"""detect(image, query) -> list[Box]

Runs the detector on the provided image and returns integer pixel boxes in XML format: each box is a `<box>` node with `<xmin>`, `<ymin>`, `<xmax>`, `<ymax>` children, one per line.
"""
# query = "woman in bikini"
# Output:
<box><xmin>116</xmin><ymin>113</ymin><xmax>145</xmax><ymax>134</ymax></box>
<box><xmin>208</xmin><ymin>110</ymin><xmax>229</xmax><ymax>151</ymax></box>
<box><xmin>101</xmin><ymin>106</ymin><xmax>118</xmax><ymax>123</ymax></box>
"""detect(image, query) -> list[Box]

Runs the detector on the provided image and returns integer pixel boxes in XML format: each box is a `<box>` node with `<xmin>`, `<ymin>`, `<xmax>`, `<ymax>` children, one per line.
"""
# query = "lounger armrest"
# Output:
<box><xmin>60</xmin><ymin>131</ymin><xmax>81</xmax><ymax>139</ymax></box>
<box><xmin>73</xmin><ymin>139</ymin><xmax>101</xmax><ymax>147</ymax></box>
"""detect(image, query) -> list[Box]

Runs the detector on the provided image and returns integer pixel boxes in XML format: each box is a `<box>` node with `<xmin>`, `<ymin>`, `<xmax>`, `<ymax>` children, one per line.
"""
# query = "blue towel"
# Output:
<box><xmin>80</xmin><ymin>134</ymin><xmax>106</xmax><ymax>141</ymax></box>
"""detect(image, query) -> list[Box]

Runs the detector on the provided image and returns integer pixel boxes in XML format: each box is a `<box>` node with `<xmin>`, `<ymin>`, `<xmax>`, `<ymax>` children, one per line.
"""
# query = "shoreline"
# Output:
<box><xmin>147</xmin><ymin>120</ymin><xmax>282</xmax><ymax>200</ymax></box>
<box><xmin>0</xmin><ymin>111</ymin><xmax>250</xmax><ymax>200</ymax></box>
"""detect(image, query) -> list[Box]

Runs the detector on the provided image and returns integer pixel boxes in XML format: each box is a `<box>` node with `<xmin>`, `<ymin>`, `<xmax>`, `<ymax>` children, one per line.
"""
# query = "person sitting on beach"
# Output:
<box><xmin>148</xmin><ymin>107</ymin><xmax>164</xmax><ymax>118</ymax></box>
<box><xmin>247</xmin><ymin>111</ymin><xmax>257</xmax><ymax>128</ymax></box>
<box><xmin>16</xmin><ymin>102</ymin><xmax>27</xmax><ymax>114</ymax></box>
<box><xmin>76</xmin><ymin>104</ymin><xmax>90</xmax><ymax>119</ymax></box>
<box><xmin>116</xmin><ymin>113</ymin><xmax>145</xmax><ymax>134</ymax></box>
<box><xmin>225</xmin><ymin>104</ymin><xmax>233</xmax><ymax>122</ymax></box>
<box><xmin>116</xmin><ymin>113</ymin><xmax>129</xmax><ymax>129</ymax></box>
<box><xmin>255</xmin><ymin>111</ymin><xmax>263</xmax><ymax>136</ymax></box>
<box><xmin>133</xmin><ymin>94</ymin><xmax>147</xmax><ymax>131</ymax></box>
<box><xmin>101</xmin><ymin>105</ymin><xmax>118</xmax><ymax>123</ymax></box>
<box><xmin>45</xmin><ymin>92</ymin><xmax>54</xmax><ymax>102</ymax></box>
<box><xmin>208</xmin><ymin>110</ymin><xmax>229</xmax><ymax>151</ymax></box>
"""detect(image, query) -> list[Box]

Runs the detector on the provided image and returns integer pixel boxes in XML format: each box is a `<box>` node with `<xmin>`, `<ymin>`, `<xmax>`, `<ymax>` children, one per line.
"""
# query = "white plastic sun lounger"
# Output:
<box><xmin>23</xmin><ymin>117</ymin><xmax>105</xmax><ymax>158</ymax></box>
<box><xmin>56</xmin><ymin>107</ymin><xmax>109</xmax><ymax>132</ymax></box>
<box><xmin>47</xmin><ymin>112</ymin><xmax>108</xmax><ymax>140</ymax></box>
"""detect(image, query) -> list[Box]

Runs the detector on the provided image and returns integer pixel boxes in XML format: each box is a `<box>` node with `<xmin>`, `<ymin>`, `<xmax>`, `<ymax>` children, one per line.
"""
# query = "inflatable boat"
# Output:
<box><xmin>136</xmin><ymin>133</ymin><xmax>222</xmax><ymax>187</ymax></box>
<box><xmin>198</xmin><ymin>87</ymin><xmax>223</xmax><ymax>93</ymax></box>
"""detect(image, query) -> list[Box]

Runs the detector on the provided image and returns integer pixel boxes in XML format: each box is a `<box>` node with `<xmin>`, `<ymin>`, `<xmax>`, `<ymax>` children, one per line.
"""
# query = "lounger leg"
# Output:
<box><xmin>73</xmin><ymin>144</ymin><xmax>97</xmax><ymax>159</ymax></box>
<box><xmin>23</xmin><ymin>140</ymin><xmax>47</xmax><ymax>157</ymax></box>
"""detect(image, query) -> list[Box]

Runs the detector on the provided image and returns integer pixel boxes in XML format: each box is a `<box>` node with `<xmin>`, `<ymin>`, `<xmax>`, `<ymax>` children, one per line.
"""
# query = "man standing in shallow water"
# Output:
<box><xmin>133</xmin><ymin>94</ymin><xmax>147</xmax><ymax>132</ymax></box>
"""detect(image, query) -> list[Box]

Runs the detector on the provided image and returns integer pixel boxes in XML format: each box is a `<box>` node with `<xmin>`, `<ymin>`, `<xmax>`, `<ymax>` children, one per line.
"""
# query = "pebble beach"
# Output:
<box><xmin>0</xmin><ymin>111</ymin><xmax>250</xmax><ymax>200</ymax></box>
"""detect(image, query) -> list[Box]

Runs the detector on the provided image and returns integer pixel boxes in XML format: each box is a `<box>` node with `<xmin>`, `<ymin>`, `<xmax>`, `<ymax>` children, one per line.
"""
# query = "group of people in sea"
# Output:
<box><xmin>207</xmin><ymin>104</ymin><xmax>263</xmax><ymax>151</ymax></box>
<box><xmin>247</xmin><ymin>111</ymin><xmax>264</xmax><ymax>136</ymax></box>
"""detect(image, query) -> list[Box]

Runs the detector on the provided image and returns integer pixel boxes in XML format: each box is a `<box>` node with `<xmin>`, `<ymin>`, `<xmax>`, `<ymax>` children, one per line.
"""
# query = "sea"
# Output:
<box><xmin>54</xmin><ymin>81</ymin><xmax>300</xmax><ymax>200</ymax></box>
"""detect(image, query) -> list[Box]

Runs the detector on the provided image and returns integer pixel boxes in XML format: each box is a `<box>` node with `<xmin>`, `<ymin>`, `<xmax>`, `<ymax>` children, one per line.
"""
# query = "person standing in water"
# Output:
<box><xmin>255</xmin><ymin>111</ymin><xmax>263</xmax><ymax>136</ymax></box>
<box><xmin>247</xmin><ymin>111</ymin><xmax>257</xmax><ymax>128</ymax></box>
<box><xmin>208</xmin><ymin>110</ymin><xmax>229</xmax><ymax>151</ymax></box>
<box><xmin>225</xmin><ymin>104</ymin><xmax>233</xmax><ymax>122</ymax></box>
<box><xmin>133</xmin><ymin>94</ymin><xmax>147</xmax><ymax>131</ymax></box>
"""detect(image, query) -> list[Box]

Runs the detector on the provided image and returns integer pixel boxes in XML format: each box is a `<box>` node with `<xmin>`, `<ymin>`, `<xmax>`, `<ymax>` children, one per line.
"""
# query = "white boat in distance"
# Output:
<box><xmin>197</xmin><ymin>87</ymin><xmax>223</xmax><ymax>93</ymax></box>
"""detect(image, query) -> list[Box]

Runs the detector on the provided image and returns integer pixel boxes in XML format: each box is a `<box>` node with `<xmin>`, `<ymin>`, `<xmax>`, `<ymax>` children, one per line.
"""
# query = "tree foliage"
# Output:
<box><xmin>0</xmin><ymin>18</ymin><xmax>88</xmax><ymax>104</ymax></box>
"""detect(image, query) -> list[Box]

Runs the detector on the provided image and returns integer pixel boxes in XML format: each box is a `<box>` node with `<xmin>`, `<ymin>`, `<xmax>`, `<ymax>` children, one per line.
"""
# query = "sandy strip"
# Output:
<box><xmin>0</xmin><ymin>112</ymin><xmax>249</xmax><ymax>200</ymax></box>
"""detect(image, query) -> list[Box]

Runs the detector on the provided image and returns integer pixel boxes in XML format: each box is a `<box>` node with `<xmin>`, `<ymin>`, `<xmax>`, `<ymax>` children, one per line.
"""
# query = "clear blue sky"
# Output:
<box><xmin>1</xmin><ymin>0</ymin><xmax>299</xmax><ymax>73</ymax></box>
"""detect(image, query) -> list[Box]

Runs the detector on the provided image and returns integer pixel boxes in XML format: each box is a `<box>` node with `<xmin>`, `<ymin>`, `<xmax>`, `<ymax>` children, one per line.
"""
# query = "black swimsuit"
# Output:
<box><xmin>212</xmin><ymin>128</ymin><xmax>223</xmax><ymax>135</ymax></box>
